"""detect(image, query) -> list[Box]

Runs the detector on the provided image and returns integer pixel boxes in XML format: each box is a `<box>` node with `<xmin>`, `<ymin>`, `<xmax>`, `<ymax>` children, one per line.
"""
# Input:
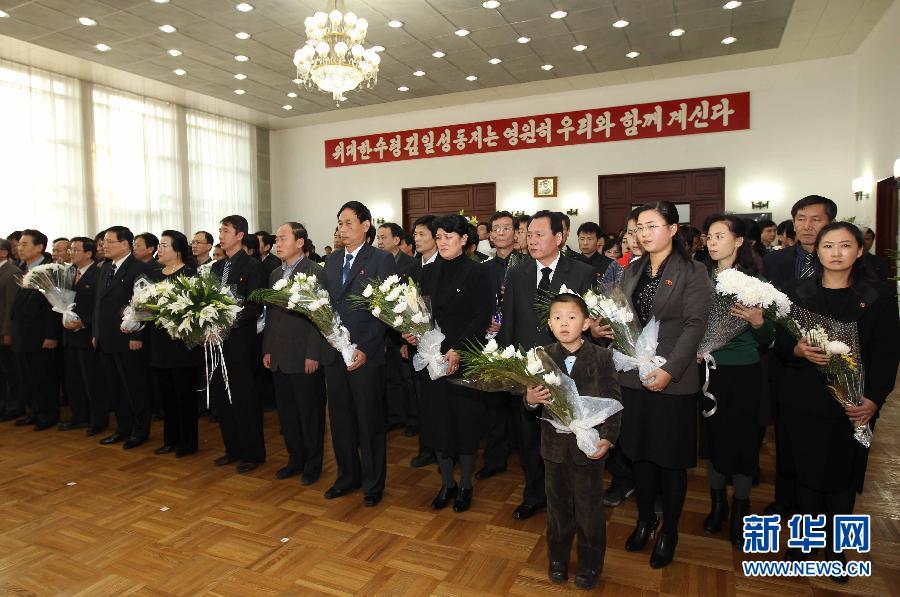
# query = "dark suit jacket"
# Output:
<box><xmin>260</xmin><ymin>253</ymin><xmax>282</xmax><ymax>276</ymax></box>
<box><xmin>11</xmin><ymin>257</ymin><xmax>62</xmax><ymax>353</ymax></box>
<box><xmin>498</xmin><ymin>253</ymin><xmax>594</xmax><ymax>350</ymax></box>
<box><xmin>211</xmin><ymin>250</ymin><xmax>267</xmax><ymax>362</ymax></box>
<box><xmin>420</xmin><ymin>255</ymin><xmax>493</xmax><ymax>355</ymax></box>
<box><xmin>618</xmin><ymin>254</ymin><xmax>712</xmax><ymax>394</ymax></box>
<box><xmin>322</xmin><ymin>243</ymin><xmax>396</xmax><ymax>364</ymax></box>
<box><xmin>64</xmin><ymin>263</ymin><xmax>99</xmax><ymax>349</ymax></box>
<box><xmin>537</xmin><ymin>341</ymin><xmax>622</xmax><ymax>466</ymax></box>
<box><xmin>394</xmin><ymin>251</ymin><xmax>416</xmax><ymax>279</ymax></box>
<box><xmin>0</xmin><ymin>261</ymin><xmax>22</xmax><ymax>338</ymax></box>
<box><xmin>93</xmin><ymin>255</ymin><xmax>151</xmax><ymax>352</ymax></box>
<box><xmin>263</xmin><ymin>257</ymin><xmax>331</xmax><ymax>373</ymax></box>
<box><xmin>763</xmin><ymin>244</ymin><xmax>811</xmax><ymax>290</ymax></box>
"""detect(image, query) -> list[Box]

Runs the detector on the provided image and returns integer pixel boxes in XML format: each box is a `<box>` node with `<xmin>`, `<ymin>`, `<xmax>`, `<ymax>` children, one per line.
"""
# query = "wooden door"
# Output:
<box><xmin>598</xmin><ymin>168</ymin><xmax>725</xmax><ymax>232</ymax></box>
<box><xmin>874</xmin><ymin>176</ymin><xmax>898</xmax><ymax>273</ymax></box>
<box><xmin>402</xmin><ymin>183</ymin><xmax>496</xmax><ymax>232</ymax></box>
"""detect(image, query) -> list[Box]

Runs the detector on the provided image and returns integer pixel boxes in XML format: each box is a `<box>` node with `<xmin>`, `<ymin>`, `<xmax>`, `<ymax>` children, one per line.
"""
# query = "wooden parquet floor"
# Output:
<box><xmin>1</xmin><ymin>383</ymin><xmax>899</xmax><ymax>596</ymax></box>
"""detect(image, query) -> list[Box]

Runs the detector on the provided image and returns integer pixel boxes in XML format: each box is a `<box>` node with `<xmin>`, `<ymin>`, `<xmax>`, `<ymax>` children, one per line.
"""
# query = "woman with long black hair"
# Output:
<box><xmin>775</xmin><ymin>222</ymin><xmax>897</xmax><ymax>580</ymax></box>
<box><xmin>700</xmin><ymin>215</ymin><xmax>775</xmax><ymax>546</ymax></box>
<box><xmin>617</xmin><ymin>201</ymin><xmax>712</xmax><ymax>568</ymax></box>
<box><xmin>150</xmin><ymin>230</ymin><xmax>202</xmax><ymax>457</ymax></box>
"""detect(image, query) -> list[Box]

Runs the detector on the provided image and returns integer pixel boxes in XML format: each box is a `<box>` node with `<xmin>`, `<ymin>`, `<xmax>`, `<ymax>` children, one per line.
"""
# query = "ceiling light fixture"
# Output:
<box><xmin>234</xmin><ymin>89</ymin><xmax>245</xmax><ymax>95</ymax></box>
<box><xmin>466</xmin><ymin>75</ymin><xmax>478</xmax><ymax>81</ymax></box>
<box><xmin>234</xmin><ymin>54</ymin><xmax>249</xmax><ymax>61</ymax></box>
<box><xmin>152</xmin><ymin>0</ymin><xmax>170</xmax><ymax>4</ymax></box>
<box><xmin>541</xmin><ymin>64</ymin><xmax>553</xmax><ymax>70</ymax></box>
<box><xmin>173</xmin><ymin>68</ymin><xmax>186</xmax><ymax>76</ymax></box>
<box><xmin>626</xmin><ymin>51</ymin><xmax>640</xmax><ymax>58</ymax></box>
<box><xmin>455</xmin><ymin>29</ymin><xmax>470</xmax><ymax>36</ymax></box>
<box><xmin>723</xmin><ymin>1</ymin><xmax>743</xmax><ymax>9</ymax></box>
<box><xmin>293</xmin><ymin>5</ymin><xmax>380</xmax><ymax>105</ymax></box>
<box><xmin>413</xmin><ymin>70</ymin><xmax>425</xmax><ymax>76</ymax></box>
<box><xmin>432</xmin><ymin>50</ymin><xmax>445</xmax><ymax>58</ymax></box>
<box><xmin>167</xmin><ymin>49</ymin><xmax>182</xmax><ymax>57</ymax></box>
<box><xmin>234</xmin><ymin>73</ymin><xmax>247</xmax><ymax>80</ymax></box>
<box><xmin>482</xmin><ymin>1</ymin><xmax>500</xmax><ymax>8</ymax></box>
<box><xmin>398</xmin><ymin>86</ymin><xmax>409</xmax><ymax>91</ymax></box>
<box><xmin>287</xmin><ymin>92</ymin><xmax>297</xmax><ymax>98</ymax></box>
<box><xmin>282</xmin><ymin>105</ymin><xmax>293</xmax><ymax>110</ymax></box>
<box><xmin>159</xmin><ymin>24</ymin><xmax>176</xmax><ymax>33</ymax></box>
<box><xmin>488</xmin><ymin>57</ymin><xmax>502</xmax><ymax>64</ymax></box>
<box><xmin>612</xmin><ymin>19</ymin><xmax>629</xmax><ymax>28</ymax></box>
<box><xmin>550</xmin><ymin>11</ymin><xmax>567</xmax><ymax>19</ymax></box>
<box><xmin>235</xmin><ymin>31</ymin><xmax>251</xmax><ymax>40</ymax></box>
<box><xmin>573</xmin><ymin>44</ymin><xmax>587</xmax><ymax>51</ymax></box>
<box><xmin>0</xmin><ymin>10</ymin><xmax>8</xmax><ymax>18</ymax></box>
<box><xmin>236</xmin><ymin>3</ymin><xmax>254</xmax><ymax>12</ymax></box>
<box><xmin>388</xmin><ymin>20</ymin><xmax>403</xmax><ymax>28</ymax></box>
<box><xmin>721</xmin><ymin>36</ymin><xmax>737</xmax><ymax>44</ymax></box>
<box><xmin>517</xmin><ymin>36</ymin><xmax>530</xmax><ymax>43</ymax></box>
<box><xmin>371</xmin><ymin>45</ymin><xmax>385</xmax><ymax>52</ymax></box>
<box><xmin>669</xmin><ymin>28</ymin><xmax>685</xmax><ymax>37</ymax></box>
<box><xmin>78</xmin><ymin>17</ymin><xmax>97</xmax><ymax>27</ymax></box>
<box><xmin>95</xmin><ymin>43</ymin><xmax>111</xmax><ymax>52</ymax></box>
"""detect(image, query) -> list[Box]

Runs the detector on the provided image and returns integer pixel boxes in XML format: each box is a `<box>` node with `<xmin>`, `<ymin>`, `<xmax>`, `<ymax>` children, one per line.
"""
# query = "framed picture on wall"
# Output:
<box><xmin>534</xmin><ymin>176</ymin><xmax>558</xmax><ymax>197</ymax></box>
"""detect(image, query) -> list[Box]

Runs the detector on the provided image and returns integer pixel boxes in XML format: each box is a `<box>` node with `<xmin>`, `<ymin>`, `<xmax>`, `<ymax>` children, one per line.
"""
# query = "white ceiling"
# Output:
<box><xmin>0</xmin><ymin>0</ymin><xmax>893</xmax><ymax>129</ymax></box>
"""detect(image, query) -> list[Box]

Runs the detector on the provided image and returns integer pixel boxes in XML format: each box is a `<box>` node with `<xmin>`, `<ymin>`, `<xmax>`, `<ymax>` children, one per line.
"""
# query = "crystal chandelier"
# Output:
<box><xmin>293</xmin><ymin>1</ymin><xmax>381</xmax><ymax>105</ymax></box>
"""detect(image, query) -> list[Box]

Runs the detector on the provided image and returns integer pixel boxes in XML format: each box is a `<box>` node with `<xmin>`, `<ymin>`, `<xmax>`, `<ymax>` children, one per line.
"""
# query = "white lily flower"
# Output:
<box><xmin>500</xmin><ymin>345</ymin><xmax>517</xmax><ymax>359</ymax></box>
<box><xmin>273</xmin><ymin>279</ymin><xmax>288</xmax><ymax>291</ymax></box>
<box><xmin>392</xmin><ymin>315</ymin><xmax>403</xmax><ymax>327</ymax></box>
<box><xmin>542</xmin><ymin>371</ymin><xmax>560</xmax><ymax>386</ymax></box>
<box><xmin>372</xmin><ymin>305</ymin><xmax>381</xmax><ymax>318</ymax></box>
<box><xmin>362</xmin><ymin>284</ymin><xmax>374</xmax><ymax>298</ymax></box>
<box><xmin>526</xmin><ymin>349</ymin><xmax>543</xmax><ymax>375</ymax></box>
<box><xmin>392</xmin><ymin>301</ymin><xmax>408</xmax><ymax>314</ymax></box>
<box><xmin>483</xmin><ymin>338</ymin><xmax>499</xmax><ymax>354</ymax></box>
<box><xmin>826</xmin><ymin>340</ymin><xmax>851</xmax><ymax>355</ymax></box>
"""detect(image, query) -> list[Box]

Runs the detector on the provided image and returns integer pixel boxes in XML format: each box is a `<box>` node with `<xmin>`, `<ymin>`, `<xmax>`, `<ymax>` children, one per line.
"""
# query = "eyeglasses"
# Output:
<box><xmin>190</xmin><ymin>240</ymin><xmax>210</xmax><ymax>245</ymax></box>
<box><xmin>159</xmin><ymin>242</ymin><xmax>171</xmax><ymax>249</ymax></box>
<box><xmin>635</xmin><ymin>224</ymin><xmax>664</xmax><ymax>234</ymax></box>
<box><xmin>491</xmin><ymin>226</ymin><xmax>513</xmax><ymax>233</ymax></box>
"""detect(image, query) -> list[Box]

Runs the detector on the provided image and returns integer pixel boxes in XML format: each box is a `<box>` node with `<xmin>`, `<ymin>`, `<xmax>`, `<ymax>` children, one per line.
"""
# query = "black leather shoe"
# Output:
<box><xmin>99</xmin><ymin>433</ymin><xmax>126</xmax><ymax>445</ymax></box>
<box><xmin>275</xmin><ymin>466</ymin><xmax>299</xmax><ymax>480</ymax></box>
<box><xmin>236</xmin><ymin>461</ymin><xmax>259</xmax><ymax>474</ymax></box>
<box><xmin>649</xmin><ymin>532</ymin><xmax>678</xmax><ymax>569</ymax></box>
<box><xmin>703</xmin><ymin>488</ymin><xmax>729</xmax><ymax>534</ymax></box>
<box><xmin>324</xmin><ymin>484</ymin><xmax>360</xmax><ymax>500</ymax></box>
<box><xmin>453</xmin><ymin>487</ymin><xmax>473</xmax><ymax>513</ymax></box>
<box><xmin>154</xmin><ymin>445</ymin><xmax>175</xmax><ymax>455</ymax></box>
<box><xmin>33</xmin><ymin>420</ymin><xmax>58</xmax><ymax>431</ymax></box>
<box><xmin>123</xmin><ymin>437</ymin><xmax>146</xmax><ymax>450</ymax></box>
<box><xmin>475</xmin><ymin>466</ymin><xmax>507</xmax><ymax>481</ymax></box>
<box><xmin>363</xmin><ymin>493</ymin><xmax>382</xmax><ymax>507</ymax></box>
<box><xmin>213</xmin><ymin>454</ymin><xmax>239</xmax><ymax>466</ymax></box>
<box><xmin>431</xmin><ymin>485</ymin><xmax>458</xmax><ymax>510</ymax></box>
<box><xmin>300</xmin><ymin>474</ymin><xmax>319</xmax><ymax>486</ymax></box>
<box><xmin>625</xmin><ymin>517</ymin><xmax>659</xmax><ymax>552</ymax></box>
<box><xmin>513</xmin><ymin>502</ymin><xmax>545</xmax><ymax>520</ymax></box>
<box><xmin>730</xmin><ymin>497</ymin><xmax>750</xmax><ymax>546</ymax></box>
<box><xmin>410</xmin><ymin>452</ymin><xmax>436</xmax><ymax>468</ymax></box>
<box><xmin>86</xmin><ymin>426</ymin><xmax>107</xmax><ymax>437</ymax></box>
<box><xmin>14</xmin><ymin>415</ymin><xmax>36</xmax><ymax>427</ymax></box>
<box><xmin>548</xmin><ymin>561</ymin><xmax>568</xmax><ymax>583</ymax></box>
<box><xmin>601</xmin><ymin>481</ymin><xmax>635</xmax><ymax>507</ymax></box>
<box><xmin>175</xmin><ymin>448</ymin><xmax>197</xmax><ymax>458</ymax></box>
<box><xmin>574</xmin><ymin>569</ymin><xmax>600</xmax><ymax>590</ymax></box>
<box><xmin>58</xmin><ymin>421</ymin><xmax>87</xmax><ymax>431</ymax></box>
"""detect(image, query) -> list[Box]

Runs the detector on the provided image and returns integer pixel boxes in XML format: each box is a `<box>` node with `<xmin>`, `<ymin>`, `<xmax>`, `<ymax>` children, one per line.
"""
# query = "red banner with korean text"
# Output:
<box><xmin>324</xmin><ymin>91</ymin><xmax>749</xmax><ymax>168</ymax></box>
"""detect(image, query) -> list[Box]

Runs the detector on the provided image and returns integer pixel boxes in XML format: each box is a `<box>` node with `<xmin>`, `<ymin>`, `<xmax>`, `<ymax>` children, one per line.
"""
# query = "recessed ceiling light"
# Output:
<box><xmin>455</xmin><ymin>29</ymin><xmax>470</xmax><ymax>36</ymax></box>
<box><xmin>517</xmin><ymin>36</ymin><xmax>531</xmax><ymax>44</ymax></box>
<box><xmin>286</xmin><ymin>92</ymin><xmax>297</xmax><ymax>98</ymax></box>
<box><xmin>235</xmin><ymin>3</ymin><xmax>254</xmax><ymax>12</ymax></box>
<box><xmin>234</xmin><ymin>73</ymin><xmax>247</xmax><ymax>80</ymax></box>
<box><xmin>432</xmin><ymin>50</ymin><xmax>445</xmax><ymax>58</ymax></box>
<box><xmin>413</xmin><ymin>70</ymin><xmax>425</xmax><ymax>76</ymax></box>
<box><xmin>723</xmin><ymin>1</ymin><xmax>743</xmax><ymax>9</ymax></box>
<box><xmin>466</xmin><ymin>75</ymin><xmax>478</xmax><ymax>81</ymax></box>
<box><xmin>573</xmin><ymin>44</ymin><xmax>587</xmax><ymax>52</ymax></box>
<box><xmin>234</xmin><ymin>89</ymin><xmax>245</xmax><ymax>95</ymax></box>
<box><xmin>612</xmin><ymin>19</ymin><xmax>629</xmax><ymax>28</ymax></box>
<box><xmin>541</xmin><ymin>64</ymin><xmax>553</xmax><ymax>70</ymax></box>
<box><xmin>372</xmin><ymin>45</ymin><xmax>385</xmax><ymax>52</ymax></box>
<box><xmin>482</xmin><ymin>0</ymin><xmax>500</xmax><ymax>8</ymax></box>
<box><xmin>282</xmin><ymin>105</ymin><xmax>293</xmax><ymax>110</ymax></box>
<box><xmin>488</xmin><ymin>57</ymin><xmax>502</xmax><ymax>64</ymax></box>
<box><xmin>152</xmin><ymin>0</ymin><xmax>170</xmax><ymax>4</ymax></box>
<box><xmin>398</xmin><ymin>86</ymin><xmax>409</xmax><ymax>91</ymax></box>
<box><xmin>388</xmin><ymin>20</ymin><xmax>403</xmax><ymax>28</ymax></box>
<box><xmin>626</xmin><ymin>51</ymin><xmax>640</xmax><ymax>58</ymax></box>
<box><xmin>0</xmin><ymin>9</ymin><xmax>8</xmax><ymax>18</ymax></box>
<box><xmin>550</xmin><ymin>10</ymin><xmax>567</xmax><ymax>19</ymax></box>
<box><xmin>234</xmin><ymin>54</ymin><xmax>249</xmax><ymax>61</ymax></box>
<box><xmin>78</xmin><ymin>17</ymin><xmax>97</xmax><ymax>27</ymax></box>
<box><xmin>167</xmin><ymin>49</ymin><xmax>182</xmax><ymax>57</ymax></box>
<box><xmin>159</xmin><ymin>24</ymin><xmax>176</xmax><ymax>33</ymax></box>
<box><xmin>721</xmin><ymin>36</ymin><xmax>737</xmax><ymax>44</ymax></box>
<box><xmin>669</xmin><ymin>28</ymin><xmax>685</xmax><ymax>37</ymax></box>
<box><xmin>173</xmin><ymin>68</ymin><xmax>186</xmax><ymax>76</ymax></box>
<box><xmin>95</xmin><ymin>43</ymin><xmax>111</xmax><ymax>52</ymax></box>
<box><xmin>235</xmin><ymin>31</ymin><xmax>251</xmax><ymax>40</ymax></box>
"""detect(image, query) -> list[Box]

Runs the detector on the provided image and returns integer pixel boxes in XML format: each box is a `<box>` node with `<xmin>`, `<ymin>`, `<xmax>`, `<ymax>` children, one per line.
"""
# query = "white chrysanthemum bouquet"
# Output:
<box><xmin>19</xmin><ymin>262</ymin><xmax>79</xmax><ymax>324</ymax></box>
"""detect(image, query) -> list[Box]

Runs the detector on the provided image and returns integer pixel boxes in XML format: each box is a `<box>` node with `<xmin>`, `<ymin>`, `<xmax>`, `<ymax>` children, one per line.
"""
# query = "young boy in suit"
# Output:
<box><xmin>526</xmin><ymin>293</ymin><xmax>622</xmax><ymax>590</ymax></box>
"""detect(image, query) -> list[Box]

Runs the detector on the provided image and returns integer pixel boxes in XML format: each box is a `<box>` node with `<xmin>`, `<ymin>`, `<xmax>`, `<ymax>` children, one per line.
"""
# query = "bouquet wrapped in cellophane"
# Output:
<box><xmin>349</xmin><ymin>274</ymin><xmax>448</xmax><ymax>379</ymax></box>
<box><xmin>120</xmin><ymin>276</ymin><xmax>160</xmax><ymax>332</ymax></box>
<box><xmin>452</xmin><ymin>339</ymin><xmax>622</xmax><ymax>457</ymax></box>
<box><xmin>19</xmin><ymin>262</ymin><xmax>79</xmax><ymax>324</ymax></box>
<box><xmin>779</xmin><ymin>305</ymin><xmax>871</xmax><ymax>448</ymax></box>
<box><xmin>697</xmin><ymin>269</ymin><xmax>792</xmax><ymax>417</ymax></box>
<box><xmin>249</xmin><ymin>271</ymin><xmax>356</xmax><ymax>366</ymax></box>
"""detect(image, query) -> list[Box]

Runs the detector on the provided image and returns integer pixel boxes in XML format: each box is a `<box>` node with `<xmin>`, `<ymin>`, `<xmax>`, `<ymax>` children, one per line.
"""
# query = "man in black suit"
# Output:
<box><xmin>134</xmin><ymin>233</ymin><xmax>163</xmax><ymax>274</ymax></box>
<box><xmin>762</xmin><ymin>195</ymin><xmax>837</xmax><ymax>518</ymax></box>
<box><xmin>0</xmin><ymin>239</ymin><xmax>23</xmax><ymax>421</ymax></box>
<box><xmin>376</xmin><ymin>222</ymin><xmax>417</xmax><ymax>434</ymax></box>
<box><xmin>93</xmin><ymin>226</ymin><xmax>151</xmax><ymax>448</ymax></box>
<box><xmin>321</xmin><ymin>201</ymin><xmax>396</xmax><ymax>507</ymax></box>
<box><xmin>210</xmin><ymin>215</ymin><xmax>268</xmax><ymax>473</ymax></box>
<box><xmin>256</xmin><ymin>231</ymin><xmax>281</xmax><ymax>276</ymax></box>
<box><xmin>499</xmin><ymin>210</ymin><xmax>595</xmax><ymax>519</ymax></box>
<box><xmin>192</xmin><ymin>231</ymin><xmax>214</xmax><ymax>267</ymax></box>
<box><xmin>263</xmin><ymin>222</ymin><xmax>329</xmax><ymax>485</ymax></box>
<box><xmin>10</xmin><ymin>229</ymin><xmax>61</xmax><ymax>430</ymax></box>
<box><xmin>576</xmin><ymin>222</ymin><xmax>623</xmax><ymax>285</ymax></box>
<box><xmin>253</xmin><ymin>230</ymin><xmax>278</xmax><ymax>412</ymax></box>
<box><xmin>61</xmin><ymin>237</ymin><xmax>108</xmax><ymax>434</ymax></box>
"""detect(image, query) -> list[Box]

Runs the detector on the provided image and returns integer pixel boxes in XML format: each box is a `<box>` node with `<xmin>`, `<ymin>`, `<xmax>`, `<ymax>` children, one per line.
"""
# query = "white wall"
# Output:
<box><xmin>271</xmin><ymin>55</ymin><xmax>860</xmax><ymax>244</ymax></box>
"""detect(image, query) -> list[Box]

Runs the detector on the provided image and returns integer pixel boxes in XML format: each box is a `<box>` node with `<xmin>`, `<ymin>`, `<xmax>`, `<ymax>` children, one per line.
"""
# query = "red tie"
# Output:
<box><xmin>74</xmin><ymin>269</ymin><xmax>82</xmax><ymax>284</ymax></box>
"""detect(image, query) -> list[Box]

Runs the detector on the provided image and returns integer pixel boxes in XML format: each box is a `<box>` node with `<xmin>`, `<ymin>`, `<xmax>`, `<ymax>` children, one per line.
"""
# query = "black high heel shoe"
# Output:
<box><xmin>453</xmin><ymin>487</ymin><xmax>472</xmax><ymax>513</ymax></box>
<box><xmin>431</xmin><ymin>485</ymin><xmax>458</xmax><ymax>510</ymax></box>
<box><xmin>650</xmin><ymin>532</ymin><xmax>678</xmax><ymax>569</ymax></box>
<box><xmin>625</xmin><ymin>517</ymin><xmax>659</xmax><ymax>552</ymax></box>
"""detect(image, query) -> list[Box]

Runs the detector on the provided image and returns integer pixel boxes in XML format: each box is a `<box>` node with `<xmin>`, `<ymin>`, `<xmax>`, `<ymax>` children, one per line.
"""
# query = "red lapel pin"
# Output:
<box><xmin>664</xmin><ymin>279</ymin><xmax>673</xmax><ymax>286</ymax></box>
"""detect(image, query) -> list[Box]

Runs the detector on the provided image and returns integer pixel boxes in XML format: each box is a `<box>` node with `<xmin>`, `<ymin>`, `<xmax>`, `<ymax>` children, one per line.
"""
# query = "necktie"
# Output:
<box><xmin>222</xmin><ymin>259</ymin><xmax>231</xmax><ymax>285</ymax></box>
<box><xmin>74</xmin><ymin>268</ymin><xmax>82</xmax><ymax>285</ymax></box>
<box><xmin>105</xmin><ymin>263</ymin><xmax>117</xmax><ymax>288</ymax></box>
<box><xmin>799</xmin><ymin>251</ymin><xmax>815</xmax><ymax>279</ymax></box>
<box><xmin>538</xmin><ymin>266</ymin><xmax>552</xmax><ymax>296</ymax></box>
<box><xmin>342</xmin><ymin>253</ymin><xmax>354</xmax><ymax>285</ymax></box>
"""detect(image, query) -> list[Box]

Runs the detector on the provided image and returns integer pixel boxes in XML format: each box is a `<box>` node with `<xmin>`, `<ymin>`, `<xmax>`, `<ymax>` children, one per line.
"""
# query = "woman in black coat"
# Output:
<box><xmin>403</xmin><ymin>214</ymin><xmax>493</xmax><ymax>513</ymax></box>
<box><xmin>775</xmin><ymin>222</ymin><xmax>898</xmax><ymax>573</ymax></box>
<box><xmin>150</xmin><ymin>230</ymin><xmax>202</xmax><ymax>457</ymax></box>
<box><xmin>616</xmin><ymin>201</ymin><xmax>712</xmax><ymax>569</ymax></box>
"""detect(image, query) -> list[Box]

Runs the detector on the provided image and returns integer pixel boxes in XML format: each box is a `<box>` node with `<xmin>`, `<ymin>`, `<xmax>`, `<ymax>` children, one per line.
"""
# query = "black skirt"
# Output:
<box><xmin>419</xmin><ymin>375</ymin><xmax>486</xmax><ymax>455</ymax></box>
<box><xmin>619</xmin><ymin>385</ymin><xmax>698</xmax><ymax>469</ymax></box>
<box><xmin>703</xmin><ymin>362</ymin><xmax>761</xmax><ymax>476</ymax></box>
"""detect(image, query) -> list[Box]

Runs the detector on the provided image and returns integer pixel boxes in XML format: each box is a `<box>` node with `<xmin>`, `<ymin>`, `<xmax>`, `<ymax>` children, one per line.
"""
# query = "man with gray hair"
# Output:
<box><xmin>0</xmin><ymin>239</ymin><xmax>23</xmax><ymax>420</ymax></box>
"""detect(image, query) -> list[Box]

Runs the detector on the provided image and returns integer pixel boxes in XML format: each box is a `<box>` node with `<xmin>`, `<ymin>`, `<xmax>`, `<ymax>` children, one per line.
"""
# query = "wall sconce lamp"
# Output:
<box><xmin>374</xmin><ymin>217</ymin><xmax>386</xmax><ymax>225</ymax></box>
<box><xmin>566</xmin><ymin>208</ymin><xmax>579</xmax><ymax>216</ymax></box>
<box><xmin>851</xmin><ymin>177</ymin><xmax>871</xmax><ymax>201</ymax></box>
<box><xmin>894</xmin><ymin>158</ymin><xmax>900</xmax><ymax>181</ymax></box>
<box><xmin>751</xmin><ymin>201</ymin><xmax>769</xmax><ymax>210</ymax></box>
